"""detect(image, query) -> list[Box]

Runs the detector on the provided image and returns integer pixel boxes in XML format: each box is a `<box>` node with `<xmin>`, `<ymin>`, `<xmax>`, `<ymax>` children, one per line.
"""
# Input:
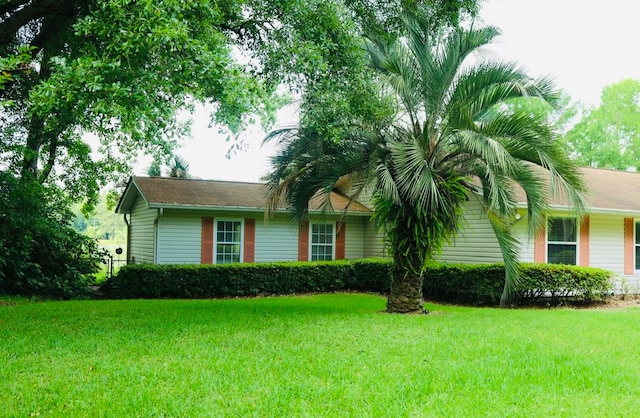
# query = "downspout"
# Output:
<box><xmin>123</xmin><ymin>213</ymin><xmax>131</xmax><ymax>264</ymax></box>
<box><xmin>153</xmin><ymin>208</ymin><xmax>163</xmax><ymax>264</ymax></box>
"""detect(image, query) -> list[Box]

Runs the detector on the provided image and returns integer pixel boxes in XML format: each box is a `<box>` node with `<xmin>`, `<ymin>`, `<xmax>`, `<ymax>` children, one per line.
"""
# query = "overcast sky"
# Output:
<box><xmin>140</xmin><ymin>0</ymin><xmax>640</xmax><ymax>182</ymax></box>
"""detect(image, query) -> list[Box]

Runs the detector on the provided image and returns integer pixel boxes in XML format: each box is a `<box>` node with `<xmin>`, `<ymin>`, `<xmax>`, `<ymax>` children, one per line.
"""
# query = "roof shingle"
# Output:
<box><xmin>117</xmin><ymin>176</ymin><xmax>372</xmax><ymax>214</ymax></box>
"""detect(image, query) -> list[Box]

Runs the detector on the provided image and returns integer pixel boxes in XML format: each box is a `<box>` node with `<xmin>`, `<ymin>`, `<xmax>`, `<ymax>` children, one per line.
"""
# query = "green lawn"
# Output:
<box><xmin>1</xmin><ymin>294</ymin><xmax>640</xmax><ymax>417</ymax></box>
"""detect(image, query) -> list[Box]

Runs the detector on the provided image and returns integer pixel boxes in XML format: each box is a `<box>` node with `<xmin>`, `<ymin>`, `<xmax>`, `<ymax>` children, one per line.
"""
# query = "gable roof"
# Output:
<box><xmin>116</xmin><ymin>176</ymin><xmax>372</xmax><ymax>215</ymax></box>
<box><xmin>513</xmin><ymin>167</ymin><xmax>640</xmax><ymax>214</ymax></box>
<box><xmin>117</xmin><ymin>167</ymin><xmax>640</xmax><ymax>216</ymax></box>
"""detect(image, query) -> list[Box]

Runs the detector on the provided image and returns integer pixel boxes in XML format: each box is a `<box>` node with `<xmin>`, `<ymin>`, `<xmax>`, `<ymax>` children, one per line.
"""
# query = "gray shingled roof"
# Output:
<box><xmin>116</xmin><ymin>176</ymin><xmax>372</xmax><ymax>214</ymax></box>
<box><xmin>511</xmin><ymin>167</ymin><xmax>640</xmax><ymax>213</ymax></box>
<box><xmin>117</xmin><ymin>167</ymin><xmax>640</xmax><ymax>215</ymax></box>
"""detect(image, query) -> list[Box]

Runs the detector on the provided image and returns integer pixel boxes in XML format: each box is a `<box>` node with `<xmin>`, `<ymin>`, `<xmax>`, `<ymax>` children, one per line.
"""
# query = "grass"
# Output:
<box><xmin>2</xmin><ymin>294</ymin><xmax>640</xmax><ymax>417</ymax></box>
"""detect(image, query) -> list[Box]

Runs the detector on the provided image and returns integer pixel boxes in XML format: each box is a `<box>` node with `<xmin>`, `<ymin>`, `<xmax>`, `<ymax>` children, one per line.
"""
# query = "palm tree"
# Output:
<box><xmin>167</xmin><ymin>155</ymin><xmax>190</xmax><ymax>178</ymax></box>
<box><xmin>264</xmin><ymin>15</ymin><xmax>587</xmax><ymax>313</ymax></box>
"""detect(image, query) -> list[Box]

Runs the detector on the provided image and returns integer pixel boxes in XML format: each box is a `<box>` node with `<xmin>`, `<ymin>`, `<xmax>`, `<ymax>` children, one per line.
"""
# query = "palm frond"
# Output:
<box><xmin>486</xmin><ymin>209</ymin><xmax>522</xmax><ymax>306</ymax></box>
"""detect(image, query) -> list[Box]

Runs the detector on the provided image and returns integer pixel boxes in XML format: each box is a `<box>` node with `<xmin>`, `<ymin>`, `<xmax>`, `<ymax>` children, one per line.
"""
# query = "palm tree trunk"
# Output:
<box><xmin>386</xmin><ymin>260</ymin><xmax>425</xmax><ymax>313</ymax></box>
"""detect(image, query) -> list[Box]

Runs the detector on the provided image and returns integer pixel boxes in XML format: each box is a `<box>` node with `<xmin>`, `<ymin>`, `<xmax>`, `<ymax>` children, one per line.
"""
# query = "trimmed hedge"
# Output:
<box><xmin>101</xmin><ymin>259</ymin><xmax>392</xmax><ymax>299</ymax></box>
<box><xmin>102</xmin><ymin>259</ymin><xmax>613</xmax><ymax>306</ymax></box>
<box><xmin>423</xmin><ymin>262</ymin><xmax>614</xmax><ymax>306</ymax></box>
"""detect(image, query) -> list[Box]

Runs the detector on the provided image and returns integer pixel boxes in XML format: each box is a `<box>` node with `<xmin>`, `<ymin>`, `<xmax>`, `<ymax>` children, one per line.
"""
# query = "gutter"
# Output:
<box><xmin>516</xmin><ymin>203</ymin><xmax>640</xmax><ymax>218</ymax></box>
<box><xmin>145</xmin><ymin>203</ymin><xmax>374</xmax><ymax>217</ymax></box>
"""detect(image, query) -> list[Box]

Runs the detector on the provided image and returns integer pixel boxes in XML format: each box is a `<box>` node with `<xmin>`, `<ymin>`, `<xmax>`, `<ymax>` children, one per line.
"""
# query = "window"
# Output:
<box><xmin>310</xmin><ymin>223</ymin><xmax>334</xmax><ymax>261</ymax></box>
<box><xmin>635</xmin><ymin>222</ymin><xmax>640</xmax><ymax>270</ymax></box>
<box><xmin>547</xmin><ymin>217</ymin><xmax>577</xmax><ymax>265</ymax></box>
<box><xmin>215</xmin><ymin>220</ymin><xmax>242</xmax><ymax>264</ymax></box>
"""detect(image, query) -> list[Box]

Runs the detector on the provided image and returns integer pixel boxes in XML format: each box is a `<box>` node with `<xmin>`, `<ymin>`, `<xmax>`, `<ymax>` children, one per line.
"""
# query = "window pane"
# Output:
<box><xmin>548</xmin><ymin>244</ymin><xmax>576</xmax><ymax>265</ymax></box>
<box><xmin>636</xmin><ymin>222</ymin><xmax>640</xmax><ymax>245</ymax></box>
<box><xmin>310</xmin><ymin>223</ymin><xmax>333</xmax><ymax>261</ymax></box>
<box><xmin>312</xmin><ymin>245</ymin><xmax>332</xmax><ymax>261</ymax></box>
<box><xmin>548</xmin><ymin>218</ymin><xmax>576</xmax><ymax>242</ymax></box>
<box><xmin>216</xmin><ymin>221</ymin><xmax>242</xmax><ymax>264</ymax></box>
<box><xmin>636</xmin><ymin>246</ymin><xmax>640</xmax><ymax>270</ymax></box>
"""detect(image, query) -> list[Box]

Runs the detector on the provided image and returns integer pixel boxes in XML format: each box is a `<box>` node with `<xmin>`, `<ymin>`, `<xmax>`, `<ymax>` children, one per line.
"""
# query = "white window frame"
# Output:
<box><xmin>214</xmin><ymin>219</ymin><xmax>244</xmax><ymax>264</ymax></box>
<box><xmin>547</xmin><ymin>216</ymin><xmax>578</xmax><ymax>265</ymax></box>
<box><xmin>309</xmin><ymin>222</ymin><xmax>335</xmax><ymax>261</ymax></box>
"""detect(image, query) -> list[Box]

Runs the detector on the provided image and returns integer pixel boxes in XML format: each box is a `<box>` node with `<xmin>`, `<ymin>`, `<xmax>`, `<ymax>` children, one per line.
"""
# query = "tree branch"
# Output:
<box><xmin>0</xmin><ymin>0</ymin><xmax>30</xmax><ymax>17</ymax></box>
<box><xmin>38</xmin><ymin>134</ymin><xmax>57</xmax><ymax>183</ymax></box>
<box><xmin>0</xmin><ymin>0</ymin><xmax>69</xmax><ymax>48</ymax></box>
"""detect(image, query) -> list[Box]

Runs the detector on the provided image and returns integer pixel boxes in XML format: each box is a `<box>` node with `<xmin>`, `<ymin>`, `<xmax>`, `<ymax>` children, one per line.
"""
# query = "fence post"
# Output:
<box><xmin>109</xmin><ymin>254</ymin><xmax>114</xmax><ymax>279</ymax></box>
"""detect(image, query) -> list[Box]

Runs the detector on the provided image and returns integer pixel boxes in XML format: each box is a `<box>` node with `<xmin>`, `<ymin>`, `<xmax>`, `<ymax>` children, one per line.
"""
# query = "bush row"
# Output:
<box><xmin>423</xmin><ymin>262</ymin><xmax>614</xmax><ymax>306</ymax></box>
<box><xmin>101</xmin><ymin>258</ymin><xmax>393</xmax><ymax>299</ymax></box>
<box><xmin>102</xmin><ymin>259</ymin><xmax>613</xmax><ymax>306</ymax></box>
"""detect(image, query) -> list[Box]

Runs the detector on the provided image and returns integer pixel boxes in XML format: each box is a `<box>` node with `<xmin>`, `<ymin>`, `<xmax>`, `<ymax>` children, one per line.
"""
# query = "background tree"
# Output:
<box><xmin>265</xmin><ymin>15</ymin><xmax>587</xmax><ymax>313</ymax></box>
<box><xmin>562</xmin><ymin>79</ymin><xmax>640</xmax><ymax>170</ymax></box>
<box><xmin>146</xmin><ymin>158</ymin><xmax>162</xmax><ymax>177</ymax></box>
<box><xmin>167</xmin><ymin>155</ymin><xmax>191</xmax><ymax>179</ymax></box>
<box><xmin>73</xmin><ymin>196</ymin><xmax>127</xmax><ymax>242</ymax></box>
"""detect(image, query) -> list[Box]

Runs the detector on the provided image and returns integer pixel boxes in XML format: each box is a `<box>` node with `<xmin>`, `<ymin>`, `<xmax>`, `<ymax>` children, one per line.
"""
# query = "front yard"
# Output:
<box><xmin>2</xmin><ymin>294</ymin><xmax>640</xmax><ymax>416</ymax></box>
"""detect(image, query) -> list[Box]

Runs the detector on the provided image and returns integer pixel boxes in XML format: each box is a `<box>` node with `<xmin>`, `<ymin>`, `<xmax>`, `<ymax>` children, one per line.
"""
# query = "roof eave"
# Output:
<box><xmin>516</xmin><ymin>202</ymin><xmax>640</xmax><ymax>217</ymax></box>
<box><xmin>115</xmin><ymin>177</ymin><xmax>146</xmax><ymax>214</ymax></box>
<box><xmin>146</xmin><ymin>202</ymin><xmax>372</xmax><ymax>216</ymax></box>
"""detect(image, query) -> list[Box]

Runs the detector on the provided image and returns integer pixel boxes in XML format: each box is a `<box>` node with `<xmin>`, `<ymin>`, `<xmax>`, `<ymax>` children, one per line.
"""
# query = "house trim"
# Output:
<box><xmin>624</xmin><ymin>217</ymin><xmax>634</xmax><ymax>274</ymax></box>
<box><xmin>579</xmin><ymin>216</ymin><xmax>590</xmax><ymax>266</ymax></box>
<box><xmin>201</xmin><ymin>217</ymin><xmax>214</xmax><ymax>264</ymax></box>
<box><xmin>244</xmin><ymin>218</ymin><xmax>256</xmax><ymax>263</ymax></box>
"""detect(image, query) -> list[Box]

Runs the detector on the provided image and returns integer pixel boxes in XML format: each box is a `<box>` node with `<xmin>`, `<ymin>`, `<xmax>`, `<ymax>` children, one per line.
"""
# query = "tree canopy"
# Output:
<box><xmin>562</xmin><ymin>79</ymin><xmax>640</xmax><ymax>170</ymax></box>
<box><xmin>0</xmin><ymin>0</ymin><xmax>479</xmax><ymax>207</ymax></box>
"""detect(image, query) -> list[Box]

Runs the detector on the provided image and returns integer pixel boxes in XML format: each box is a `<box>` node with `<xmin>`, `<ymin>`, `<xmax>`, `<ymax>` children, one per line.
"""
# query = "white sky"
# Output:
<box><xmin>136</xmin><ymin>0</ymin><xmax>640</xmax><ymax>182</ymax></box>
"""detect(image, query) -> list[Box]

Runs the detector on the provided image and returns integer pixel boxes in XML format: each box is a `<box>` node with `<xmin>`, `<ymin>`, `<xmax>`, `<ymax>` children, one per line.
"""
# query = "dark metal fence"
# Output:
<box><xmin>104</xmin><ymin>247</ymin><xmax>127</xmax><ymax>279</ymax></box>
<box><xmin>105</xmin><ymin>255</ymin><xmax>127</xmax><ymax>279</ymax></box>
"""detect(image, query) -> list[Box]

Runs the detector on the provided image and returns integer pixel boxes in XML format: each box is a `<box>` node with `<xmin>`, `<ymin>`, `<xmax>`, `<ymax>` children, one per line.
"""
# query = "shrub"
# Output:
<box><xmin>0</xmin><ymin>173</ymin><xmax>106</xmax><ymax>299</ymax></box>
<box><xmin>422</xmin><ymin>262</ymin><xmax>614</xmax><ymax>306</ymax></box>
<box><xmin>350</xmin><ymin>258</ymin><xmax>393</xmax><ymax>293</ymax></box>
<box><xmin>518</xmin><ymin>263</ymin><xmax>613</xmax><ymax>304</ymax></box>
<box><xmin>422</xmin><ymin>263</ymin><xmax>505</xmax><ymax>306</ymax></box>
<box><xmin>102</xmin><ymin>259</ymin><xmax>393</xmax><ymax>299</ymax></box>
<box><xmin>102</xmin><ymin>258</ymin><xmax>612</xmax><ymax>307</ymax></box>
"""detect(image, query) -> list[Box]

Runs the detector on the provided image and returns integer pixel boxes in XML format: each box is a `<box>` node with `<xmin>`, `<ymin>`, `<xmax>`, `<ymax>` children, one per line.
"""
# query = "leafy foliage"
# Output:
<box><xmin>101</xmin><ymin>259</ymin><xmax>393</xmax><ymax>299</ymax></box>
<box><xmin>72</xmin><ymin>194</ymin><xmax>127</xmax><ymax>241</ymax></box>
<box><xmin>102</xmin><ymin>258</ymin><xmax>612</xmax><ymax>307</ymax></box>
<box><xmin>563</xmin><ymin>79</ymin><xmax>640</xmax><ymax>170</ymax></box>
<box><xmin>264</xmin><ymin>14</ymin><xmax>588</xmax><ymax>312</ymax></box>
<box><xmin>167</xmin><ymin>155</ymin><xmax>191</xmax><ymax>178</ymax></box>
<box><xmin>422</xmin><ymin>262</ymin><xmax>613</xmax><ymax>306</ymax></box>
<box><xmin>0</xmin><ymin>173</ymin><xmax>106</xmax><ymax>298</ymax></box>
<box><xmin>0</xmin><ymin>0</ymin><xmax>480</xmax><ymax>208</ymax></box>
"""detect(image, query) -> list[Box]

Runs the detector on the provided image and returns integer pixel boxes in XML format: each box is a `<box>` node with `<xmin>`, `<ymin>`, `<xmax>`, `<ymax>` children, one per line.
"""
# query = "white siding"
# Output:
<box><xmin>345</xmin><ymin>217</ymin><xmax>365</xmax><ymax>259</ymax></box>
<box><xmin>513</xmin><ymin>216</ymin><xmax>535</xmax><ymax>262</ymax></box>
<box><xmin>255</xmin><ymin>214</ymin><xmax>299</xmax><ymax>262</ymax></box>
<box><xmin>156</xmin><ymin>213</ymin><xmax>202</xmax><ymax>264</ymax></box>
<box><xmin>589</xmin><ymin>214</ymin><xmax>640</xmax><ymax>291</ymax></box>
<box><xmin>438</xmin><ymin>198</ymin><xmax>503</xmax><ymax>264</ymax></box>
<box><xmin>363</xmin><ymin>219</ymin><xmax>386</xmax><ymax>258</ymax></box>
<box><xmin>128</xmin><ymin>206</ymin><xmax>381</xmax><ymax>264</ymax></box>
<box><xmin>590</xmin><ymin>215</ymin><xmax>624</xmax><ymax>273</ymax></box>
<box><xmin>129</xmin><ymin>195</ymin><xmax>156</xmax><ymax>264</ymax></box>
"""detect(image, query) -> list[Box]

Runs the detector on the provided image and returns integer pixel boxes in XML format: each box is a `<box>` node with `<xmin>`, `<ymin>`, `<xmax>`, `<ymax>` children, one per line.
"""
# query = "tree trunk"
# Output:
<box><xmin>386</xmin><ymin>264</ymin><xmax>425</xmax><ymax>313</ymax></box>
